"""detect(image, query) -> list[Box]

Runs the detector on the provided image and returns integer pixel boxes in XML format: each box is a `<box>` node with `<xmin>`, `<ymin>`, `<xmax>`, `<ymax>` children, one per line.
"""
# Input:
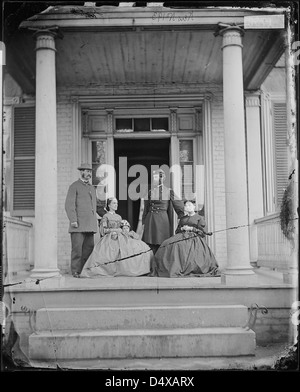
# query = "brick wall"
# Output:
<box><xmin>57</xmin><ymin>99</ymin><xmax>74</xmax><ymax>273</ymax></box>
<box><xmin>253</xmin><ymin>308</ymin><xmax>296</xmax><ymax>345</ymax></box>
<box><xmin>211</xmin><ymin>93</ymin><xmax>227</xmax><ymax>268</ymax></box>
<box><xmin>56</xmin><ymin>84</ymin><xmax>227</xmax><ymax>272</ymax></box>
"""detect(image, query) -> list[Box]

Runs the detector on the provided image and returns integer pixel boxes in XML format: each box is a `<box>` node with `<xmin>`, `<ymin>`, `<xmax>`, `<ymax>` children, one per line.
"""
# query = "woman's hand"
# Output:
<box><xmin>181</xmin><ymin>225</ymin><xmax>192</xmax><ymax>232</ymax></box>
<box><xmin>111</xmin><ymin>232</ymin><xmax>118</xmax><ymax>240</ymax></box>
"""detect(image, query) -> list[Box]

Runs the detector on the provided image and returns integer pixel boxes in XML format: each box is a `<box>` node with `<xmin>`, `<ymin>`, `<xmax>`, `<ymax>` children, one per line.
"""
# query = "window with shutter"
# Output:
<box><xmin>12</xmin><ymin>105</ymin><xmax>35</xmax><ymax>216</ymax></box>
<box><xmin>273</xmin><ymin>102</ymin><xmax>289</xmax><ymax>210</ymax></box>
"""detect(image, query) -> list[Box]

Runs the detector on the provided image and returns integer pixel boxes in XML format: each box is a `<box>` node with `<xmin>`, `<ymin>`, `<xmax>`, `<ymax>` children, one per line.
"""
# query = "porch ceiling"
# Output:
<box><xmin>5</xmin><ymin>6</ymin><xmax>286</xmax><ymax>95</ymax></box>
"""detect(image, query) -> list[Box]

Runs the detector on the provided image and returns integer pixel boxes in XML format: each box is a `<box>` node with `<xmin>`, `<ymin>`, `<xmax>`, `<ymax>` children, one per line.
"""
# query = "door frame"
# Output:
<box><xmin>74</xmin><ymin>94</ymin><xmax>215</xmax><ymax>251</ymax></box>
<box><xmin>113</xmin><ymin>136</ymin><xmax>171</xmax><ymax>231</ymax></box>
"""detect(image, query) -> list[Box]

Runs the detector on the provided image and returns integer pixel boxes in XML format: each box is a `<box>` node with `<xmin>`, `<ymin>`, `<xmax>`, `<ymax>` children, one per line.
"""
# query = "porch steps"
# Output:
<box><xmin>29</xmin><ymin>305</ymin><xmax>256</xmax><ymax>360</ymax></box>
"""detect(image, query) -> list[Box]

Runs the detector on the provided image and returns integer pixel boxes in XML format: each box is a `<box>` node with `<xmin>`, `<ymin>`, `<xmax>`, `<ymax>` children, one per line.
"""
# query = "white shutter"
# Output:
<box><xmin>12</xmin><ymin>105</ymin><xmax>35</xmax><ymax>216</ymax></box>
<box><xmin>273</xmin><ymin>102</ymin><xmax>288</xmax><ymax>209</ymax></box>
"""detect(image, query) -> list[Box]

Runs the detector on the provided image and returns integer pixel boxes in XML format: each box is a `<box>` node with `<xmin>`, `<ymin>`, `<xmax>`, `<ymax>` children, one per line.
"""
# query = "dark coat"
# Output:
<box><xmin>142</xmin><ymin>185</ymin><xmax>184</xmax><ymax>245</ymax></box>
<box><xmin>65</xmin><ymin>179</ymin><xmax>98</xmax><ymax>233</ymax></box>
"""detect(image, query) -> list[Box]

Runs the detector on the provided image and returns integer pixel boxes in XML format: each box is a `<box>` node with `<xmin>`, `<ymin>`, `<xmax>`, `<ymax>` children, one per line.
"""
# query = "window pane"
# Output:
<box><xmin>116</xmin><ymin>118</ymin><xmax>132</xmax><ymax>131</ymax></box>
<box><xmin>152</xmin><ymin>117</ymin><xmax>169</xmax><ymax>131</ymax></box>
<box><xmin>92</xmin><ymin>140</ymin><xmax>108</xmax><ymax>212</ymax></box>
<box><xmin>179</xmin><ymin>140</ymin><xmax>195</xmax><ymax>201</ymax></box>
<box><xmin>179</xmin><ymin>139</ymin><xmax>193</xmax><ymax>162</ymax></box>
<box><xmin>134</xmin><ymin>118</ymin><xmax>151</xmax><ymax>132</ymax></box>
<box><xmin>92</xmin><ymin>140</ymin><xmax>106</xmax><ymax>186</ymax></box>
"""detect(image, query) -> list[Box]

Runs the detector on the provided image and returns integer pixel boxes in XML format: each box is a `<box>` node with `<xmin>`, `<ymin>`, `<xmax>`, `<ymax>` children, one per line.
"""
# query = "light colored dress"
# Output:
<box><xmin>80</xmin><ymin>212</ymin><xmax>153</xmax><ymax>277</ymax></box>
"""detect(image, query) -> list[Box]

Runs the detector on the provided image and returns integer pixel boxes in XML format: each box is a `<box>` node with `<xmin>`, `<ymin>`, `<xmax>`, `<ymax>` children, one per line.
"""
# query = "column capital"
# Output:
<box><xmin>170</xmin><ymin>108</ymin><xmax>178</xmax><ymax>133</ymax></box>
<box><xmin>204</xmin><ymin>92</ymin><xmax>214</xmax><ymax>102</ymax></box>
<box><xmin>195</xmin><ymin>107</ymin><xmax>203</xmax><ymax>134</ymax></box>
<box><xmin>71</xmin><ymin>96</ymin><xmax>79</xmax><ymax>103</ymax></box>
<box><xmin>82</xmin><ymin>110</ymin><xmax>89</xmax><ymax>136</ymax></box>
<box><xmin>32</xmin><ymin>27</ymin><xmax>63</xmax><ymax>51</ymax></box>
<box><xmin>245</xmin><ymin>94</ymin><xmax>261</xmax><ymax>107</ymax></box>
<box><xmin>106</xmin><ymin>109</ymin><xmax>114</xmax><ymax>134</ymax></box>
<box><xmin>216</xmin><ymin>23</ymin><xmax>244</xmax><ymax>49</ymax></box>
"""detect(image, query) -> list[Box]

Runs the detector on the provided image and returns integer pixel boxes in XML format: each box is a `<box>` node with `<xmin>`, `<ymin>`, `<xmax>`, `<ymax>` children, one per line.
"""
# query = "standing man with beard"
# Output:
<box><xmin>65</xmin><ymin>163</ymin><xmax>98</xmax><ymax>278</ymax></box>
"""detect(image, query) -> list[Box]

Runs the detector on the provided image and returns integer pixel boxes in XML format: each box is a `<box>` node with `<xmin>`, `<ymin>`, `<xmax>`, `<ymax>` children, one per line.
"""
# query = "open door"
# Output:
<box><xmin>114</xmin><ymin>138</ymin><xmax>170</xmax><ymax>232</ymax></box>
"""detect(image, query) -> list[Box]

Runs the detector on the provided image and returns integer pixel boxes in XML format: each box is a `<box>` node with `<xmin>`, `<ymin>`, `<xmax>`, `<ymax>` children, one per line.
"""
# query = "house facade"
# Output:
<box><xmin>3</xmin><ymin>3</ymin><xmax>297</xmax><ymax>278</ymax></box>
<box><xmin>2</xmin><ymin>3</ymin><xmax>298</xmax><ymax>365</ymax></box>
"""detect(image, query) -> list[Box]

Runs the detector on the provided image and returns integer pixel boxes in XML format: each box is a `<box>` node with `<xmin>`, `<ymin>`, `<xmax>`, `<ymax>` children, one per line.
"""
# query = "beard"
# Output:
<box><xmin>81</xmin><ymin>173</ymin><xmax>91</xmax><ymax>182</ymax></box>
<box><xmin>185</xmin><ymin>207</ymin><xmax>195</xmax><ymax>213</ymax></box>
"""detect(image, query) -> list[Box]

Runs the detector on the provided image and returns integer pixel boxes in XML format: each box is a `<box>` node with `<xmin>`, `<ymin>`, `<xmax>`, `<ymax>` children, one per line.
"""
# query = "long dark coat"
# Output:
<box><xmin>142</xmin><ymin>185</ymin><xmax>184</xmax><ymax>245</ymax></box>
<box><xmin>65</xmin><ymin>179</ymin><xmax>98</xmax><ymax>233</ymax></box>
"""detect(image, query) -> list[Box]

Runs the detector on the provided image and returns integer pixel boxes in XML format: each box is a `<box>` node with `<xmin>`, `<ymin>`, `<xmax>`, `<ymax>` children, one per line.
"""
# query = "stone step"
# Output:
<box><xmin>29</xmin><ymin>327</ymin><xmax>256</xmax><ymax>359</ymax></box>
<box><xmin>35</xmin><ymin>305</ymin><xmax>248</xmax><ymax>331</ymax></box>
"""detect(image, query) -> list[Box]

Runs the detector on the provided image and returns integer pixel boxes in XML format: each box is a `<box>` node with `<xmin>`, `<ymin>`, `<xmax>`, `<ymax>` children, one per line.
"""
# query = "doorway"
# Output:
<box><xmin>114</xmin><ymin>138</ymin><xmax>170</xmax><ymax>231</ymax></box>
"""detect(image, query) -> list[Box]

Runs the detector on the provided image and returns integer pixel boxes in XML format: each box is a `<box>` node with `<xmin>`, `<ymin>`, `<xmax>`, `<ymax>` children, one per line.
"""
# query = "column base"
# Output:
<box><xmin>30</xmin><ymin>269</ymin><xmax>65</xmax><ymax>289</ymax></box>
<box><xmin>282</xmin><ymin>269</ymin><xmax>298</xmax><ymax>285</ymax></box>
<box><xmin>221</xmin><ymin>267</ymin><xmax>257</xmax><ymax>286</ymax></box>
<box><xmin>30</xmin><ymin>268</ymin><xmax>61</xmax><ymax>279</ymax></box>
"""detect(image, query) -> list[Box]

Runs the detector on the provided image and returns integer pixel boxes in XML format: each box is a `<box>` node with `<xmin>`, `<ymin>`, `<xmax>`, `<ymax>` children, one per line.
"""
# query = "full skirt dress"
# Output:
<box><xmin>153</xmin><ymin>213</ymin><xmax>219</xmax><ymax>278</ymax></box>
<box><xmin>80</xmin><ymin>212</ymin><xmax>152</xmax><ymax>277</ymax></box>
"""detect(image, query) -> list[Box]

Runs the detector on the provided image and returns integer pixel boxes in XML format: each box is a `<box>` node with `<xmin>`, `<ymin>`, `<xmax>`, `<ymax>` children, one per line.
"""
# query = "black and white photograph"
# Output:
<box><xmin>1</xmin><ymin>0</ymin><xmax>299</xmax><ymax>376</ymax></box>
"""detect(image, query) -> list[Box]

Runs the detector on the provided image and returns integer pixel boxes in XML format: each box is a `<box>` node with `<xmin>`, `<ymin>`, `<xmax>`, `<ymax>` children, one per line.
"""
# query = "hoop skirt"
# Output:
<box><xmin>80</xmin><ymin>213</ymin><xmax>152</xmax><ymax>277</ymax></box>
<box><xmin>153</xmin><ymin>213</ymin><xmax>219</xmax><ymax>278</ymax></box>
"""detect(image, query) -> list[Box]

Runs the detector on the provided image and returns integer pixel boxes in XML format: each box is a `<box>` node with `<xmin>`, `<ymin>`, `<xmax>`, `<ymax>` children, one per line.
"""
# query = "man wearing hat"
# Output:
<box><xmin>65</xmin><ymin>163</ymin><xmax>98</xmax><ymax>277</ymax></box>
<box><xmin>142</xmin><ymin>168</ymin><xmax>184</xmax><ymax>256</ymax></box>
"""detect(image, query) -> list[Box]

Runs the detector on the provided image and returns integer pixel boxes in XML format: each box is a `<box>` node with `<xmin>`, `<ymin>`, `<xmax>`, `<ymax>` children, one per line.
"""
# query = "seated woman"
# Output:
<box><xmin>152</xmin><ymin>200</ymin><xmax>219</xmax><ymax>278</ymax></box>
<box><xmin>80</xmin><ymin>197</ymin><xmax>152</xmax><ymax>278</ymax></box>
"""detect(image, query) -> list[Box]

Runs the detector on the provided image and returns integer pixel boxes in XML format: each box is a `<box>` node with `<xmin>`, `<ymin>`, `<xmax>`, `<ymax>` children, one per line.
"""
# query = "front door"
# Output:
<box><xmin>114</xmin><ymin>138</ymin><xmax>170</xmax><ymax>231</ymax></box>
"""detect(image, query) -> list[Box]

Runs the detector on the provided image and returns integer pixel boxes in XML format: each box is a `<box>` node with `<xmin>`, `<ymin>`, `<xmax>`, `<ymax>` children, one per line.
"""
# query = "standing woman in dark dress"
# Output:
<box><xmin>142</xmin><ymin>169</ymin><xmax>184</xmax><ymax>254</ymax></box>
<box><xmin>153</xmin><ymin>200</ymin><xmax>219</xmax><ymax>277</ymax></box>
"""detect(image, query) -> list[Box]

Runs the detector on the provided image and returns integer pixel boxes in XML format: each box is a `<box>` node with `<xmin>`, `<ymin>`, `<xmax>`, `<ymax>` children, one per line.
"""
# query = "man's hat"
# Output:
<box><xmin>77</xmin><ymin>163</ymin><xmax>92</xmax><ymax>171</ymax></box>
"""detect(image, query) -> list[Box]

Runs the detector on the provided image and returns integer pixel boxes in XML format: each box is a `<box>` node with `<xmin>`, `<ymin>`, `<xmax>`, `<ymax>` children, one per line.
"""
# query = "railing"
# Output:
<box><xmin>254</xmin><ymin>212</ymin><xmax>297</xmax><ymax>272</ymax></box>
<box><xmin>3</xmin><ymin>216</ymin><xmax>33</xmax><ymax>275</ymax></box>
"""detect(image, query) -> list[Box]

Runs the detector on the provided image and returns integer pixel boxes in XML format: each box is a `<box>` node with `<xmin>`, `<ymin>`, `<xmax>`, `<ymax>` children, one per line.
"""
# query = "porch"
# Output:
<box><xmin>3</xmin><ymin>265</ymin><xmax>297</xmax><ymax>369</ymax></box>
<box><xmin>2</xmin><ymin>4</ymin><xmax>298</xmax><ymax>369</ymax></box>
<box><xmin>4</xmin><ymin>4</ymin><xmax>290</xmax><ymax>283</ymax></box>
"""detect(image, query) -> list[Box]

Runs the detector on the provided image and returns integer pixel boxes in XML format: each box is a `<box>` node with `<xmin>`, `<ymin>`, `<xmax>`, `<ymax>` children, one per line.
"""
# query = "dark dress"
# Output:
<box><xmin>153</xmin><ymin>213</ymin><xmax>219</xmax><ymax>277</ymax></box>
<box><xmin>142</xmin><ymin>185</ymin><xmax>184</xmax><ymax>246</ymax></box>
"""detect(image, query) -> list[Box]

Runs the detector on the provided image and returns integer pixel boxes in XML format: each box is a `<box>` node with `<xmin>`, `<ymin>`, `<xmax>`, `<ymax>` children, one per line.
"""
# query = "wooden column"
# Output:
<box><xmin>219</xmin><ymin>26</ymin><xmax>255</xmax><ymax>284</ymax></box>
<box><xmin>31</xmin><ymin>30</ymin><xmax>60</xmax><ymax>278</ymax></box>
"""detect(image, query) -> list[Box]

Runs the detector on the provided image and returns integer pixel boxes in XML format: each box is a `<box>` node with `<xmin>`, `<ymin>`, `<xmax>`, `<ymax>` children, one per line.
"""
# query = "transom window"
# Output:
<box><xmin>115</xmin><ymin>117</ymin><xmax>169</xmax><ymax>132</ymax></box>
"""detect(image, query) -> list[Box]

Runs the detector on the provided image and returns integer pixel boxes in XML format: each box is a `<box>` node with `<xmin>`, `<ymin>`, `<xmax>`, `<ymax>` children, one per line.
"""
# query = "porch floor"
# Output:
<box><xmin>4</xmin><ymin>267</ymin><xmax>296</xmax><ymax>292</ymax></box>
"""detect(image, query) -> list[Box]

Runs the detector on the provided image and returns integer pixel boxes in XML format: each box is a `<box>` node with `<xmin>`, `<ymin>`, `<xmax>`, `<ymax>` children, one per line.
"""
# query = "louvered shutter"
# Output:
<box><xmin>12</xmin><ymin>106</ymin><xmax>35</xmax><ymax>216</ymax></box>
<box><xmin>273</xmin><ymin>102</ymin><xmax>288</xmax><ymax>209</ymax></box>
